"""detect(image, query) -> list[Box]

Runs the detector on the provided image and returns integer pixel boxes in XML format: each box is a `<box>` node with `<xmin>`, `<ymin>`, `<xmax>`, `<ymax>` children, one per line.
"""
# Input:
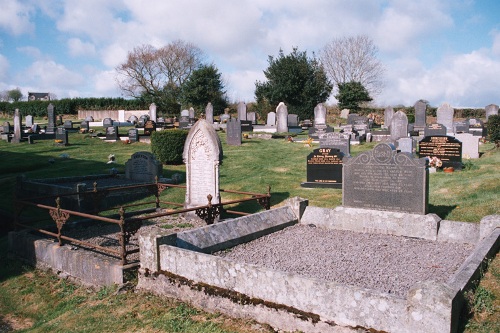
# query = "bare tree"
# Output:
<box><xmin>115</xmin><ymin>40</ymin><xmax>205</xmax><ymax>101</ymax></box>
<box><xmin>320</xmin><ymin>35</ymin><xmax>385</xmax><ymax>95</ymax></box>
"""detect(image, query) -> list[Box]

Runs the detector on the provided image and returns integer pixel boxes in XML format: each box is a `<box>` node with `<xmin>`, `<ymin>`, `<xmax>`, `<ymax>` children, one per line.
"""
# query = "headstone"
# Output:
<box><xmin>453</xmin><ymin>120</ymin><xmax>469</xmax><ymax>134</ymax></box>
<box><xmin>128</xmin><ymin>128</ymin><xmax>139</xmax><ymax>143</ymax></box>
<box><xmin>128</xmin><ymin>115</ymin><xmax>138</xmax><ymax>124</ymax></box>
<box><xmin>85</xmin><ymin>115</ymin><xmax>94</xmax><ymax>122</ymax></box>
<box><xmin>63</xmin><ymin>120</ymin><xmax>73</xmax><ymax>130</ymax></box>
<box><xmin>390</xmin><ymin>111</ymin><xmax>408</xmax><ymax>141</ymax></box>
<box><xmin>125</xmin><ymin>151</ymin><xmax>163</xmax><ymax>182</ymax></box>
<box><xmin>105</xmin><ymin>126</ymin><xmax>119</xmax><ymax>141</ymax></box>
<box><xmin>220</xmin><ymin>109</ymin><xmax>230</xmax><ymax>123</ymax></box>
<box><xmin>276</xmin><ymin>102</ymin><xmax>288</xmax><ymax>133</ymax></box>
<box><xmin>424</xmin><ymin>123</ymin><xmax>447</xmax><ymax>137</ymax></box>
<box><xmin>46</xmin><ymin>103</ymin><xmax>56</xmax><ymax>134</ymax></box>
<box><xmin>55</xmin><ymin>127</ymin><xmax>68</xmax><ymax>145</ymax></box>
<box><xmin>485</xmin><ymin>104</ymin><xmax>499</xmax><ymax>120</ymax></box>
<box><xmin>188</xmin><ymin>107</ymin><xmax>195</xmax><ymax>123</ymax></box>
<box><xmin>181</xmin><ymin>109</ymin><xmax>190</xmax><ymax>118</ymax></box>
<box><xmin>436</xmin><ymin>103</ymin><xmax>454</xmax><ymax>133</ymax></box>
<box><xmin>25</xmin><ymin>115</ymin><xmax>34</xmax><ymax>128</ymax></box>
<box><xmin>80</xmin><ymin>121</ymin><xmax>89</xmax><ymax>132</ymax></box>
<box><xmin>308</xmin><ymin>124</ymin><xmax>334</xmax><ymax>139</ymax></box>
<box><xmin>319</xmin><ymin>132</ymin><xmax>350</xmax><ymax>156</ymax></box>
<box><xmin>2</xmin><ymin>121</ymin><xmax>11</xmax><ymax>134</ymax></box>
<box><xmin>266</xmin><ymin>112</ymin><xmax>276</xmax><ymax>126</ymax></box>
<box><xmin>347</xmin><ymin>113</ymin><xmax>359</xmax><ymax>125</ymax></box>
<box><xmin>247</xmin><ymin>112</ymin><xmax>257</xmax><ymax>125</ymax></box>
<box><xmin>343</xmin><ymin>143</ymin><xmax>428</xmax><ymax>214</ymax></box>
<box><xmin>340</xmin><ymin>109</ymin><xmax>350</xmax><ymax>119</ymax></box>
<box><xmin>314</xmin><ymin>103</ymin><xmax>327</xmax><ymax>125</ymax></box>
<box><xmin>179</xmin><ymin>110</ymin><xmax>190</xmax><ymax>128</ymax></box>
<box><xmin>468</xmin><ymin>118</ymin><xmax>486</xmax><ymax>137</ymax></box>
<box><xmin>418</xmin><ymin>136</ymin><xmax>462</xmax><ymax>169</ymax></box>
<box><xmin>103</xmin><ymin>118</ymin><xmax>114</xmax><ymax>128</ymax></box>
<box><xmin>301</xmin><ymin>148</ymin><xmax>343</xmax><ymax>188</ymax></box>
<box><xmin>226</xmin><ymin>118</ymin><xmax>242</xmax><ymax>146</ymax></box>
<box><xmin>31</xmin><ymin>124</ymin><xmax>40</xmax><ymax>133</ymax></box>
<box><xmin>397</xmin><ymin>137</ymin><xmax>414</xmax><ymax>154</ymax></box>
<box><xmin>237</xmin><ymin>102</ymin><xmax>247</xmax><ymax>121</ymax></box>
<box><xmin>143</xmin><ymin>120</ymin><xmax>156</xmax><ymax>135</ymax></box>
<box><xmin>11</xmin><ymin>109</ymin><xmax>21</xmax><ymax>143</ymax></box>
<box><xmin>205</xmin><ymin>102</ymin><xmax>214</xmax><ymax>124</ymax></box>
<box><xmin>384</xmin><ymin>107</ymin><xmax>394</xmax><ymax>128</ymax></box>
<box><xmin>414</xmin><ymin>100</ymin><xmax>427</xmax><ymax>131</ymax></box>
<box><xmin>56</xmin><ymin>115</ymin><xmax>63</xmax><ymax>126</ymax></box>
<box><xmin>455</xmin><ymin>133</ymin><xmax>479</xmax><ymax>159</ymax></box>
<box><xmin>183</xmin><ymin>119</ymin><xmax>223</xmax><ymax>216</ymax></box>
<box><xmin>118</xmin><ymin>110</ymin><xmax>125</xmax><ymax>122</ymax></box>
<box><xmin>288</xmin><ymin>114</ymin><xmax>299</xmax><ymax>127</ymax></box>
<box><xmin>149</xmin><ymin>103</ymin><xmax>157</xmax><ymax>122</ymax></box>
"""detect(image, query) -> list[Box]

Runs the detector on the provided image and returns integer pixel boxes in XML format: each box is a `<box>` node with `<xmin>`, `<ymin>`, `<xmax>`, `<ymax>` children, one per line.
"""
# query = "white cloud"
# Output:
<box><xmin>491</xmin><ymin>30</ymin><xmax>500</xmax><ymax>57</ymax></box>
<box><xmin>0</xmin><ymin>54</ymin><xmax>9</xmax><ymax>81</ymax></box>
<box><xmin>20</xmin><ymin>60</ymin><xmax>84</xmax><ymax>91</ymax></box>
<box><xmin>225</xmin><ymin>69</ymin><xmax>265</xmax><ymax>103</ymax></box>
<box><xmin>67</xmin><ymin>38</ymin><xmax>96</xmax><ymax>57</ymax></box>
<box><xmin>17</xmin><ymin>46</ymin><xmax>43</xmax><ymax>59</ymax></box>
<box><xmin>0</xmin><ymin>0</ymin><xmax>34</xmax><ymax>35</ymax></box>
<box><xmin>93</xmin><ymin>70</ymin><xmax>121</xmax><ymax>97</ymax></box>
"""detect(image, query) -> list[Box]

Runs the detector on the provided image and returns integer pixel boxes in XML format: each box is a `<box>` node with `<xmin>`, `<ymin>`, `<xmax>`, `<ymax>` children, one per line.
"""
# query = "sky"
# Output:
<box><xmin>0</xmin><ymin>0</ymin><xmax>499</xmax><ymax>108</ymax></box>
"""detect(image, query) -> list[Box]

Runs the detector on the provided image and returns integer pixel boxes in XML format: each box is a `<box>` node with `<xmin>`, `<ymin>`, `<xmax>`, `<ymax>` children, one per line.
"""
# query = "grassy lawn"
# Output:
<box><xmin>0</xmin><ymin>124</ymin><xmax>498</xmax><ymax>332</ymax></box>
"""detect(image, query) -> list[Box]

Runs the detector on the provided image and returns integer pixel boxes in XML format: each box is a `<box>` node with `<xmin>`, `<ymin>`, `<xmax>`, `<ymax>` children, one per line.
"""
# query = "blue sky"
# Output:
<box><xmin>0</xmin><ymin>0</ymin><xmax>499</xmax><ymax>108</ymax></box>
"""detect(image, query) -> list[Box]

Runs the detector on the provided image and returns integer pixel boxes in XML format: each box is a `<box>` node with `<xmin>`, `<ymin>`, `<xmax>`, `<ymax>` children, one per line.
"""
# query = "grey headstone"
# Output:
<box><xmin>390</xmin><ymin>111</ymin><xmax>408</xmax><ymax>141</ymax></box>
<box><xmin>25</xmin><ymin>115</ymin><xmax>34</xmax><ymax>128</ymax></box>
<box><xmin>128</xmin><ymin>128</ymin><xmax>139</xmax><ymax>143</ymax></box>
<box><xmin>63</xmin><ymin>120</ymin><xmax>73</xmax><ymax>129</ymax></box>
<box><xmin>55</xmin><ymin>127</ymin><xmax>68</xmax><ymax>145</ymax></box>
<box><xmin>226</xmin><ymin>118</ymin><xmax>242</xmax><ymax>146</ymax></box>
<box><xmin>181</xmin><ymin>109</ymin><xmax>190</xmax><ymax>117</ymax></box>
<box><xmin>46</xmin><ymin>103</ymin><xmax>56</xmax><ymax>134</ymax></box>
<box><xmin>12</xmin><ymin>109</ymin><xmax>21</xmax><ymax>143</ymax></box>
<box><xmin>319</xmin><ymin>132</ymin><xmax>350</xmax><ymax>156</ymax></box>
<box><xmin>125</xmin><ymin>151</ymin><xmax>162</xmax><ymax>182</ymax></box>
<box><xmin>188</xmin><ymin>107</ymin><xmax>195</xmax><ymax>122</ymax></box>
<box><xmin>314</xmin><ymin>103</ymin><xmax>327</xmax><ymax>125</ymax></box>
<box><xmin>414</xmin><ymin>100</ymin><xmax>427</xmax><ymax>129</ymax></box>
<box><xmin>80</xmin><ymin>121</ymin><xmax>89</xmax><ymax>131</ymax></box>
<box><xmin>455</xmin><ymin>133</ymin><xmax>479</xmax><ymax>159</ymax></box>
<box><xmin>183</xmin><ymin>119</ymin><xmax>223</xmax><ymax>215</ymax></box>
<box><xmin>149</xmin><ymin>103</ymin><xmax>157</xmax><ymax>122</ymax></box>
<box><xmin>424</xmin><ymin>124</ymin><xmax>447</xmax><ymax>137</ymax></box>
<box><xmin>340</xmin><ymin>109</ymin><xmax>350</xmax><ymax>119</ymax></box>
<box><xmin>436</xmin><ymin>103</ymin><xmax>454</xmax><ymax>132</ymax></box>
<box><xmin>343</xmin><ymin>143</ymin><xmax>428</xmax><ymax>214</ymax></box>
<box><xmin>105</xmin><ymin>126</ymin><xmax>119</xmax><ymax>140</ymax></box>
<box><xmin>453</xmin><ymin>120</ymin><xmax>469</xmax><ymax>134</ymax></box>
<box><xmin>266</xmin><ymin>112</ymin><xmax>276</xmax><ymax>126</ymax></box>
<box><xmin>2</xmin><ymin>121</ymin><xmax>11</xmax><ymax>134</ymax></box>
<box><xmin>102</xmin><ymin>118</ymin><xmax>113</xmax><ymax>128</ymax></box>
<box><xmin>85</xmin><ymin>115</ymin><xmax>94</xmax><ymax>122</ymax></box>
<box><xmin>205</xmin><ymin>102</ymin><xmax>214</xmax><ymax>124</ymax></box>
<box><xmin>397</xmin><ymin>137</ymin><xmax>414</xmax><ymax>154</ymax></box>
<box><xmin>384</xmin><ymin>107</ymin><xmax>394</xmax><ymax>128</ymax></box>
<box><xmin>237</xmin><ymin>102</ymin><xmax>247</xmax><ymax>121</ymax></box>
<box><xmin>247</xmin><ymin>111</ymin><xmax>256</xmax><ymax>125</ymax></box>
<box><xmin>485</xmin><ymin>104</ymin><xmax>499</xmax><ymax>120</ymax></box>
<box><xmin>276</xmin><ymin>102</ymin><xmax>288</xmax><ymax>133</ymax></box>
<box><xmin>287</xmin><ymin>114</ymin><xmax>299</xmax><ymax>127</ymax></box>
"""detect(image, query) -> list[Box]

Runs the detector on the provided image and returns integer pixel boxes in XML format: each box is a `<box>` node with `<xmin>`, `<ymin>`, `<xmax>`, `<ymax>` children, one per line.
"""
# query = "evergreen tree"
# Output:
<box><xmin>335</xmin><ymin>81</ymin><xmax>372</xmax><ymax>111</ymax></box>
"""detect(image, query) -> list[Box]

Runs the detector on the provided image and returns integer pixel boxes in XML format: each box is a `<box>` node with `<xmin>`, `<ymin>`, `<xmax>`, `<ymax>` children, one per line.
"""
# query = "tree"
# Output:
<box><xmin>320</xmin><ymin>35</ymin><xmax>384</xmax><ymax>96</ymax></box>
<box><xmin>115</xmin><ymin>40</ymin><xmax>205</xmax><ymax>113</ymax></box>
<box><xmin>7</xmin><ymin>88</ymin><xmax>23</xmax><ymax>102</ymax></box>
<box><xmin>335</xmin><ymin>81</ymin><xmax>372</xmax><ymax>111</ymax></box>
<box><xmin>181</xmin><ymin>64</ymin><xmax>228</xmax><ymax>114</ymax></box>
<box><xmin>255</xmin><ymin>48</ymin><xmax>332</xmax><ymax>120</ymax></box>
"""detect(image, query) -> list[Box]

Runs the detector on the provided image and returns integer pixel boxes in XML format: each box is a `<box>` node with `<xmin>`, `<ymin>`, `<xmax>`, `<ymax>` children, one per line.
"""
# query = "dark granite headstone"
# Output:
<box><xmin>288</xmin><ymin>114</ymin><xmax>299</xmax><ymax>127</ymax></box>
<box><xmin>453</xmin><ymin>120</ymin><xmax>469</xmax><ymax>134</ymax></box>
<box><xmin>418</xmin><ymin>136</ymin><xmax>462</xmax><ymax>169</ymax></box>
<box><xmin>226</xmin><ymin>118</ymin><xmax>242</xmax><ymax>146</ymax></box>
<box><xmin>144</xmin><ymin>120</ymin><xmax>156</xmax><ymax>135</ymax></box>
<box><xmin>319</xmin><ymin>132</ymin><xmax>350</xmax><ymax>156</ymax></box>
<box><xmin>55</xmin><ymin>127</ymin><xmax>68</xmax><ymax>145</ymax></box>
<box><xmin>103</xmin><ymin>118</ymin><xmax>114</xmax><ymax>128</ymax></box>
<box><xmin>46</xmin><ymin>103</ymin><xmax>56</xmax><ymax>134</ymax></box>
<box><xmin>80</xmin><ymin>121</ymin><xmax>89</xmax><ymax>132</ymax></box>
<box><xmin>343</xmin><ymin>143</ymin><xmax>428</xmax><ymax>214</ymax></box>
<box><xmin>240</xmin><ymin>120</ymin><xmax>253</xmax><ymax>132</ymax></box>
<box><xmin>301</xmin><ymin>148</ymin><xmax>343</xmax><ymax>188</ymax></box>
<box><xmin>105</xmin><ymin>126</ymin><xmax>119</xmax><ymax>141</ymax></box>
<box><xmin>424</xmin><ymin>123</ymin><xmax>447</xmax><ymax>137</ymax></box>
<box><xmin>63</xmin><ymin>120</ymin><xmax>73</xmax><ymax>130</ymax></box>
<box><xmin>128</xmin><ymin>128</ymin><xmax>139</xmax><ymax>143</ymax></box>
<box><xmin>414</xmin><ymin>100</ymin><xmax>427</xmax><ymax>131</ymax></box>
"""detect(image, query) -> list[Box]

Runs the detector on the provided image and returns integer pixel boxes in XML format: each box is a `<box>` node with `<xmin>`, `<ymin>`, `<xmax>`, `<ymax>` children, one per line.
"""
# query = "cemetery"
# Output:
<box><xmin>0</xmin><ymin>101</ymin><xmax>499</xmax><ymax>333</ymax></box>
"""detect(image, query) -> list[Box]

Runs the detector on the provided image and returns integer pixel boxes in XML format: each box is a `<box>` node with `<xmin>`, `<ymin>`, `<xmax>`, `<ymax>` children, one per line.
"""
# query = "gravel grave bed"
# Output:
<box><xmin>216</xmin><ymin>224</ymin><xmax>475</xmax><ymax>297</ymax></box>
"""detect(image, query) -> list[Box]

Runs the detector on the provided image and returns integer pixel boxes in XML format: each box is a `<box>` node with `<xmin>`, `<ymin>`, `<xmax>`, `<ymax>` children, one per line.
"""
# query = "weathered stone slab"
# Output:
<box><xmin>125</xmin><ymin>151</ymin><xmax>162</xmax><ymax>182</ymax></box>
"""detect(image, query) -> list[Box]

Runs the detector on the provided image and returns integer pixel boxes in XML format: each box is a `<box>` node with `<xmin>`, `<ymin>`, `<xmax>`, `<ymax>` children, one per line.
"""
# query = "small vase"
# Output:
<box><xmin>429</xmin><ymin>167</ymin><xmax>436</xmax><ymax>173</ymax></box>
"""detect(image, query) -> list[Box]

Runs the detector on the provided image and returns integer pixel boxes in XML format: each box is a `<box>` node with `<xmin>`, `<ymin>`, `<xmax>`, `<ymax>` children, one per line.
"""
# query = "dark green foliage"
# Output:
<box><xmin>151</xmin><ymin>129</ymin><xmax>189</xmax><ymax>165</ymax></box>
<box><xmin>7</xmin><ymin>88</ymin><xmax>23</xmax><ymax>102</ymax></box>
<box><xmin>335</xmin><ymin>81</ymin><xmax>372</xmax><ymax>111</ymax></box>
<box><xmin>255</xmin><ymin>48</ymin><xmax>332</xmax><ymax>120</ymax></box>
<box><xmin>181</xmin><ymin>64</ymin><xmax>228</xmax><ymax>115</ymax></box>
<box><xmin>487</xmin><ymin>114</ymin><xmax>500</xmax><ymax>143</ymax></box>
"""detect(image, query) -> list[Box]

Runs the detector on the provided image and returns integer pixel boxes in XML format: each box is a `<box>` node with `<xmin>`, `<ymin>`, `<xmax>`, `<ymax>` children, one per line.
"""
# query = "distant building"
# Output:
<box><xmin>28</xmin><ymin>92</ymin><xmax>50</xmax><ymax>101</ymax></box>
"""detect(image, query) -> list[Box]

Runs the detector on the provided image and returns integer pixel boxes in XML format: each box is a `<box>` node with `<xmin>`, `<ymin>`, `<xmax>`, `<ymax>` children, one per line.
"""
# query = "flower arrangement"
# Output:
<box><xmin>107</xmin><ymin>154</ymin><xmax>116</xmax><ymax>164</ymax></box>
<box><xmin>303</xmin><ymin>137</ymin><xmax>313</xmax><ymax>147</ymax></box>
<box><xmin>428</xmin><ymin>156</ymin><xmax>442</xmax><ymax>168</ymax></box>
<box><xmin>54</xmin><ymin>139</ymin><xmax>63</xmax><ymax>144</ymax></box>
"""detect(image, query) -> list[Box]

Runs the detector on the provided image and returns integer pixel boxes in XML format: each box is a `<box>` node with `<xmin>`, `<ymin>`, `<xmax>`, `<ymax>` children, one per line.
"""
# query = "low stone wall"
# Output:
<box><xmin>137</xmin><ymin>203</ymin><xmax>500</xmax><ymax>333</ymax></box>
<box><xmin>8</xmin><ymin>230</ymin><xmax>124</xmax><ymax>286</ymax></box>
<box><xmin>78</xmin><ymin>110</ymin><xmax>149</xmax><ymax>121</ymax></box>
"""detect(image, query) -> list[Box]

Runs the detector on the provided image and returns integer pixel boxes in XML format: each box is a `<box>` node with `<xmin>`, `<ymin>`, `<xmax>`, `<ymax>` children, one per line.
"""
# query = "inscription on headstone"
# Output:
<box><xmin>105</xmin><ymin>126</ymin><xmax>119</xmax><ymax>140</ymax></box>
<box><xmin>424</xmin><ymin>123</ymin><xmax>447</xmax><ymax>137</ymax></box>
<box><xmin>418</xmin><ymin>136</ymin><xmax>462</xmax><ymax>169</ymax></box>
<box><xmin>125</xmin><ymin>151</ymin><xmax>162</xmax><ymax>182</ymax></box>
<box><xmin>319</xmin><ymin>132</ymin><xmax>350</xmax><ymax>156</ymax></box>
<box><xmin>226</xmin><ymin>118</ymin><xmax>242</xmax><ymax>146</ymax></box>
<box><xmin>343</xmin><ymin>143</ymin><xmax>428</xmax><ymax>214</ymax></box>
<box><xmin>301</xmin><ymin>148</ymin><xmax>343</xmax><ymax>188</ymax></box>
<box><xmin>128</xmin><ymin>128</ymin><xmax>139</xmax><ymax>143</ymax></box>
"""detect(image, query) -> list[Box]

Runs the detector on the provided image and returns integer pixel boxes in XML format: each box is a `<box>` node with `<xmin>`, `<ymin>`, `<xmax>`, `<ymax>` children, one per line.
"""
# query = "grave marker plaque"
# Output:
<box><xmin>105</xmin><ymin>126</ymin><xmax>119</xmax><ymax>140</ymax></box>
<box><xmin>301</xmin><ymin>148</ymin><xmax>343</xmax><ymax>188</ymax></box>
<box><xmin>418</xmin><ymin>136</ymin><xmax>462</xmax><ymax>169</ymax></box>
<box><xmin>424</xmin><ymin>123</ymin><xmax>447</xmax><ymax>136</ymax></box>
<box><xmin>343</xmin><ymin>143</ymin><xmax>428</xmax><ymax>214</ymax></box>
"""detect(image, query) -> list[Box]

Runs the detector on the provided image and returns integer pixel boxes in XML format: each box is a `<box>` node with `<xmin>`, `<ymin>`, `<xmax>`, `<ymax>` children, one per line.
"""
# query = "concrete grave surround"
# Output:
<box><xmin>205</xmin><ymin>102</ymin><xmax>214</xmax><ymax>124</ymax></box>
<box><xmin>266</xmin><ymin>112</ymin><xmax>276</xmax><ymax>126</ymax></box>
<box><xmin>276</xmin><ymin>102</ymin><xmax>288</xmax><ymax>133</ymax></box>
<box><xmin>437</xmin><ymin>103</ymin><xmax>454</xmax><ymax>133</ymax></box>
<box><xmin>314</xmin><ymin>103</ymin><xmax>327</xmax><ymax>125</ymax></box>
<box><xmin>389</xmin><ymin>110</ymin><xmax>408</xmax><ymax>141</ymax></box>
<box><xmin>485</xmin><ymin>104</ymin><xmax>499</xmax><ymax>120</ymax></box>
<box><xmin>343</xmin><ymin>143</ymin><xmax>428</xmax><ymax>214</ymax></box>
<box><xmin>125</xmin><ymin>151</ymin><xmax>162</xmax><ymax>182</ymax></box>
<box><xmin>384</xmin><ymin>106</ymin><xmax>394</xmax><ymax>128</ymax></box>
<box><xmin>455</xmin><ymin>133</ymin><xmax>480</xmax><ymax>159</ymax></box>
<box><xmin>237</xmin><ymin>101</ymin><xmax>247</xmax><ymax>121</ymax></box>
<box><xmin>183</xmin><ymin>119</ymin><xmax>223</xmax><ymax>214</ymax></box>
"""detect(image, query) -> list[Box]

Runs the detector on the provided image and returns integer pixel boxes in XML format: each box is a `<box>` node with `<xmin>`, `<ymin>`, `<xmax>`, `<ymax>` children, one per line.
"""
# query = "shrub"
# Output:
<box><xmin>487</xmin><ymin>114</ymin><xmax>500</xmax><ymax>143</ymax></box>
<box><xmin>151</xmin><ymin>129</ymin><xmax>189</xmax><ymax>164</ymax></box>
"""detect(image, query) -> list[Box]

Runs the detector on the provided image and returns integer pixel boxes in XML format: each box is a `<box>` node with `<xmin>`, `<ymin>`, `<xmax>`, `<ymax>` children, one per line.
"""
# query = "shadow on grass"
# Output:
<box><xmin>220</xmin><ymin>191</ymin><xmax>290</xmax><ymax>218</ymax></box>
<box><xmin>428</xmin><ymin>203</ymin><xmax>457</xmax><ymax>219</ymax></box>
<box><xmin>0</xmin><ymin>235</ymin><xmax>33</xmax><ymax>283</ymax></box>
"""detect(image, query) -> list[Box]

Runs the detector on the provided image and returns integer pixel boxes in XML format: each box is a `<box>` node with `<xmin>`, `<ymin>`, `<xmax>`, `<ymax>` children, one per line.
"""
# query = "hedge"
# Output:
<box><xmin>151</xmin><ymin>129</ymin><xmax>189</xmax><ymax>165</ymax></box>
